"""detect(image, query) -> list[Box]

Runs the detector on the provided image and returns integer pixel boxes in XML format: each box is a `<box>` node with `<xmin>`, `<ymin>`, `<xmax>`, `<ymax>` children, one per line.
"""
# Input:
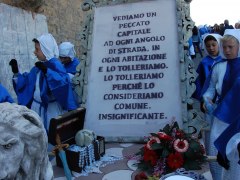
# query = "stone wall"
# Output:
<box><xmin>0</xmin><ymin>0</ymin><xmax>84</xmax><ymax>56</ymax></box>
<box><xmin>0</xmin><ymin>0</ymin><xmax>85</xmax><ymax>100</ymax></box>
<box><xmin>0</xmin><ymin>3</ymin><xmax>48</xmax><ymax>99</ymax></box>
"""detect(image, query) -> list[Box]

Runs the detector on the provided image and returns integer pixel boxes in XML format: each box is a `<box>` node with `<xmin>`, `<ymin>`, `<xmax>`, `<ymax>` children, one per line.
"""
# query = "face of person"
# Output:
<box><xmin>34</xmin><ymin>43</ymin><xmax>46</xmax><ymax>61</ymax></box>
<box><xmin>59</xmin><ymin>56</ymin><xmax>71</xmax><ymax>65</ymax></box>
<box><xmin>205</xmin><ymin>40</ymin><xmax>219</xmax><ymax>57</ymax></box>
<box><xmin>222</xmin><ymin>38</ymin><xmax>239</xmax><ymax>59</ymax></box>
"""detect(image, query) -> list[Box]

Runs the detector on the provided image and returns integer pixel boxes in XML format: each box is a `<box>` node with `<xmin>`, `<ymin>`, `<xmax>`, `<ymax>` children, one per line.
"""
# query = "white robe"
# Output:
<box><xmin>31</xmin><ymin>73</ymin><xmax>66</xmax><ymax>131</ymax></box>
<box><xmin>203</xmin><ymin>61</ymin><xmax>227</xmax><ymax>180</ymax></box>
<box><xmin>222</xmin><ymin>133</ymin><xmax>240</xmax><ymax>180</ymax></box>
<box><xmin>203</xmin><ymin>28</ymin><xmax>240</xmax><ymax>180</ymax></box>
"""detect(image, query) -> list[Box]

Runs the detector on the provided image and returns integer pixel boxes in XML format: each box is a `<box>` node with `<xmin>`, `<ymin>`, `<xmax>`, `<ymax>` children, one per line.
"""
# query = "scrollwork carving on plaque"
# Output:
<box><xmin>177</xmin><ymin>0</ymin><xmax>207</xmax><ymax>132</ymax></box>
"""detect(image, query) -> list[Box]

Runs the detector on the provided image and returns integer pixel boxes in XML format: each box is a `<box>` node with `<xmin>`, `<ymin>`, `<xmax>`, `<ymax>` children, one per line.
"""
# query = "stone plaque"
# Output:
<box><xmin>84</xmin><ymin>0</ymin><xmax>182</xmax><ymax>140</ymax></box>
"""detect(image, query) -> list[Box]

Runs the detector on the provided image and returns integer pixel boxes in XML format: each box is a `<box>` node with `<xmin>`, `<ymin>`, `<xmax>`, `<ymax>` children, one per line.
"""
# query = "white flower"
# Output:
<box><xmin>173</xmin><ymin>139</ymin><xmax>189</xmax><ymax>153</ymax></box>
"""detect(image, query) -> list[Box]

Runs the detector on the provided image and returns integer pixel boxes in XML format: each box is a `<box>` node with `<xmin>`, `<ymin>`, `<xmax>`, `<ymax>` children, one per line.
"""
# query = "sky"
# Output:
<box><xmin>190</xmin><ymin>0</ymin><xmax>240</xmax><ymax>26</ymax></box>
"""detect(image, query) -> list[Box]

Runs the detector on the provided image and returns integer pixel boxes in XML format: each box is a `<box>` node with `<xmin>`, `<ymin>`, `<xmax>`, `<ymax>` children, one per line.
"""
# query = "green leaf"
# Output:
<box><xmin>150</xmin><ymin>133</ymin><xmax>159</xmax><ymax>137</ymax></box>
<box><xmin>183</xmin><ymin>160</ymin><xmax>202</xmax><ymax>170</ymax></box>
<box><xmin>151</xmin><ymin>143</ymin><xmax>163</xmax><ymax>150</ymax></box>
<box><xmin>147</xmin><ymin>176</ymin><xmax>159</xmax><ymax>180</ymax></box>
<box><xmin>184</xmin><ymin>148</ymin><xmax>195</xmax><ymax>159</ymax></box>
<box><xmin>162</xmin><ymin>124</ymin><xmax>171</xmax><ymax>134</ymax></box>
<box><xmin>135</xmin><ymin>146</ymin><xmax>145</xmax><ymax>156</ymax></box>
<box><xmin>135</xmin><ymin>151</ymin><xmax>144</xmax><ymax>156</ymax></box>
<box><xmin>138</xmin><ymin>162</ymin><xmax>147</xmax><ymax>169</ymax></box>
<box><xmin>172</xmin><ymin>121</ymin><xmax>179</xmax><ymax>129</ymax></box>
<box><xmin>137</xmin><ymin>162</ymin><xmax>153</xmax><ymax>174</ymax></box>
<box><xmin>189</xmin><ymin>140</ymin><xmax>201</xmax><ymax>152</ymax></box>
<box><xmin>161</xmin><ymin>148</ymin><xmax>169</xmax><ymax>158</ymax></box>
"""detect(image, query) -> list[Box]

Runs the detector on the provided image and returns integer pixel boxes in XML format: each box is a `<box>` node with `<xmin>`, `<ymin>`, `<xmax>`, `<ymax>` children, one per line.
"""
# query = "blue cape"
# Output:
<box><xmin>213</xmin><ymin>58</ymin><xmax>240</xmax><ymax>123</ymax></box>
<box><xmin>192</xmin><ymin>55</ymin><xmax>221</xmax><ymax>101</ymax></box>
<box><xmin>219</xmin><ymin>58</ymin><xmax>240</xmax><ymax>102</ymax></box>
<box><xmin>213</xmin><ymin>58</ymin><xmax>240</xmax><ymax>163</ymax></box>
<box><xmin>214</xmin><ymin>114</ymin><xmax>240</xmax><ymax>165</ymax></box>
<box><xmin>13</xmin><ymin>58</ymin><xmax>78</xmax><ymax>110</ymax></box>
<box><xmin>214</xmin><ymin>77</ymin><xmax>240</xmax><ymax>124</ymax></box>
<box><xmin>0</xmin><ymin>84</ymin><xmax>14</xmax><ymax>103</ymax></box>
<box><xmin>64</xmin><ymin>57</ymin><xmax>80</xmax><ymax>75</ymax></box>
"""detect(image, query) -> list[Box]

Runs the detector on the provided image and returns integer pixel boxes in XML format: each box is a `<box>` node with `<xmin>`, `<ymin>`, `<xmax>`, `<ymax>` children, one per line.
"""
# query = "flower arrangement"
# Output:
<box><xmin>135</xmin><ymin>119</ymin><xmax>206</xmax><ymax>178</ymax></box>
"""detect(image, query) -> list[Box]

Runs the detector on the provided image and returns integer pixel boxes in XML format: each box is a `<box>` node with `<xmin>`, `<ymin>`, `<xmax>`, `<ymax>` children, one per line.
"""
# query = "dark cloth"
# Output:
<box><xmin>193</xmin><ymin>41</ymin><xmax>203</xmax><ymax>57</ymax></box>
<box><xmin>9</xmin><ymin>59</ymin><xmax>19</xmax><ymax>74</ymax></box>
<box><xmin>224</xmin><ymin>24</ymin><xmax>234</xmax><ymax>30</ymax></box>
<box><xmin>35</xmin><ymin>61</ymin><xmax>48</xmax><ymax>74</ymax></box>
<box><xmin>217</xmin><ymin>152</ymin><xmax>230</xmax><ymax>170</ymax></box>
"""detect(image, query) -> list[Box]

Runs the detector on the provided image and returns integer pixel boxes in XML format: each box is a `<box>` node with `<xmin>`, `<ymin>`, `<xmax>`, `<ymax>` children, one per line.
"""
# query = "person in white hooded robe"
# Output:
<box><xmin>9</xmin><ymin>33</ymin><xmax>78</xmax><ymax>132</ymax></box>
<box><xmin>58</xmin><ymin>42</ymin><xmax>80</xmax><ymax>80</ymax></box>
<box><xmin>203</xmin><ymin>29</ymin><xmax>240</xmax><ymax>180</ymax></box>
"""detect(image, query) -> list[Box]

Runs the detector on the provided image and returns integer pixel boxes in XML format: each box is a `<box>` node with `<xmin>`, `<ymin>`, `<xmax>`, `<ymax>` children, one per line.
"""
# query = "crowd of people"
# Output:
<box><xmin>192</xmin><ymin>19</ymin><xmax>240</xmax><ymax>180</ymax></box>
<box><xmin>189</xmin><ymin>19</ymin><xmax>240</xmax><ymax>59</ymax></box>
<box><xmin>3</xmin><ymin>33</ymin><xmax>80</xmax><ymax>132</ymax></box>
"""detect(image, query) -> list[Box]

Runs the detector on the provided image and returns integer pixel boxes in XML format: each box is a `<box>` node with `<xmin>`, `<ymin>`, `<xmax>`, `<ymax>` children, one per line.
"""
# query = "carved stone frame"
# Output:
<box><xmin>72</xmin><ymin>0</ymin><xmax>206</xmax><ymax>136</ymax></box>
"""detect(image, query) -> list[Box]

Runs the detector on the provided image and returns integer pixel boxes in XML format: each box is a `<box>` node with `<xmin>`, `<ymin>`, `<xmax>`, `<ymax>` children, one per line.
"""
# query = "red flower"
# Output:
<box><xmin>135</xmin><ymin>120</ymin><xmax>206</xmax><ymax>178</ymax></box>
<box><xmin>143</xmin><ymin>145</ymin><xmax>159</xmax><ymax>166</ymax></box>
<box><xmin>166</xmin><ymin>152</ymin><xmax>184</xmax><ymax>170</ymax></box>
<box><xmin>134</xmin><ymin>172</ymin><xmax>148</xmax><ymax>180</ymax></box>
<box><xmin>147</xmin><ymin>136</ymin><xmax>160</xmax><ymax>150</ymax></box>
<box><xmin>157</xmin><ymin>132</ymin><xmax>173</xmax><ymax>141</ymax></box>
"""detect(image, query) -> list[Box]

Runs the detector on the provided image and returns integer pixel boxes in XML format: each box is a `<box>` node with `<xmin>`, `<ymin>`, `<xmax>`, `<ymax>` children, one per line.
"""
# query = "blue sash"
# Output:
<box><xmin>193</xmin><ymin>56</ymin><xmax>221</xmax><ymax>101</ymax></box>
<box><xmin>214</xmin><ymin>114</ymin><xmax>240</xmax><ymax>165</ymax></box>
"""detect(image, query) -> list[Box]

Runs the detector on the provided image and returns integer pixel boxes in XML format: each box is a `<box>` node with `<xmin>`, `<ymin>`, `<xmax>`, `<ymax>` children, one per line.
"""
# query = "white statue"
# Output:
<box><xmin>0</xmin><ymin>102</ymin><xmax>53</xmax><ymax>180</ymax></box>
